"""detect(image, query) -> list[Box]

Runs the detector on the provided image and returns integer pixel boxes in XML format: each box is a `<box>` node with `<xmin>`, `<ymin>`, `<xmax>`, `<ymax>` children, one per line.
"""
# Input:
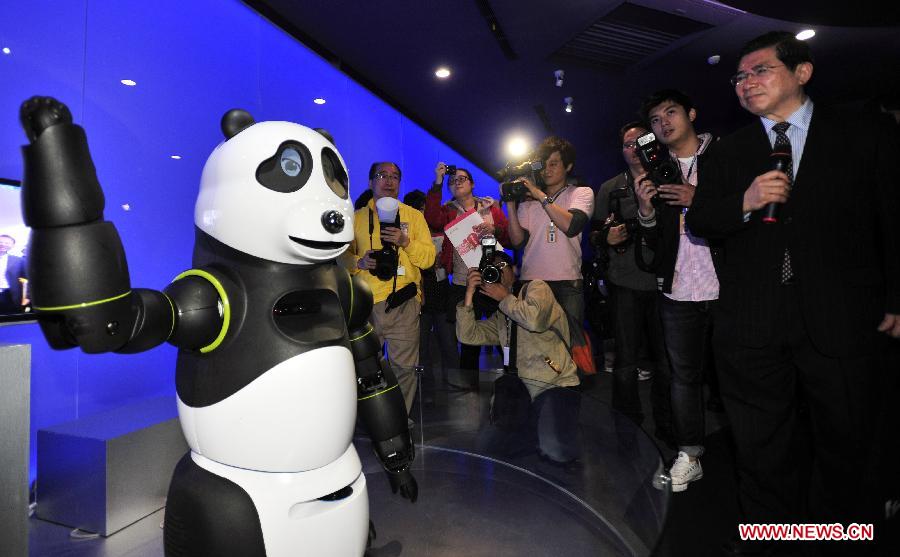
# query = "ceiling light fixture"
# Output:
<box><xmin>120</xmin><ymin>79</ymin><xmax>137</xmax><ymax>86</ymax></box>
<box><xmin>506</xmin><ymin>136</ymin><xmax>529</xmax><ymax>158</ymax></box>
<box><xmin>564</xmin><ymin>97</ymin><xmax>573</xmax><ymax>113</ymax></box>
<box><xmin>2</xmin><ymin>47</ymin><xmax>10</xmax><ymax>55</ymax></box>
<box><xmin>707</xmin><ymin>54</ymin><xmax>721</xmax><ymax>65</ymax></box>
<box><xmin>313</xmin><ymin>98</ymin><xmax>326</xmax><ymax>105</ymax></box>
<box><xmin>796</xmin><ymin>29</ymin><xmax>815</xmax><ymax>41</ymax></box>
<box><xmin>170</xmin><ymin>155</ymin><xmax>182</xmax><ymax>160</ymax></box>
<box><xmin>554</xmin><ymin>69</ymin><xmax>565</xmax><ymax>87</ymax></box>
<box><xmin>435</xmin><ymin>67</ymin><xmax>451</xmax><ymax>79</ymax></box>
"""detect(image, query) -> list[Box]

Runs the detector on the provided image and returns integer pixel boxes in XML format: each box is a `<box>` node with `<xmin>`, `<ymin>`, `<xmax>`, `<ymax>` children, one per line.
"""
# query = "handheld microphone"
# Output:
<box><xmin>763</xmin><ymin>150</ymin><xmax>791</xmax><ymax>223</ymax></box>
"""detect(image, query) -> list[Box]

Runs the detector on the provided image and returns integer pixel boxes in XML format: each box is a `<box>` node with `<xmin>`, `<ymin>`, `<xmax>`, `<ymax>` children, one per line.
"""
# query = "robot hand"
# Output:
<box><xmin>387</xmin><ymin>469</ymin><xmax>418</xmax><ymax>503</ymax></box>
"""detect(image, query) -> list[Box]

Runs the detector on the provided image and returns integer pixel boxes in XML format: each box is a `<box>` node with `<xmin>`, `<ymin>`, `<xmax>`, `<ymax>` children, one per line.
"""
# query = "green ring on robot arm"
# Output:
<box><xmin>172</xmin><ymin>269</ymin><xmax>230</xmax><ymax>354</ymax></box>
<box><xmin>34</xmin><ymin>290</ymin><xmax>131</xmax><ymax>311</ymax></box>
<box><xmin>349</xmin><ymin>325</ymin><xmax>374</xmax><ymax>342</ymax></box>
<box><xmin>358</xmin><ymin>383</ymin><xmax>398</xmax><ymax>401</ymax></box>
<box><xmin>163</xmin><ymin>292</ymin><xmax>176</xmax><ymax>341</ymax></box>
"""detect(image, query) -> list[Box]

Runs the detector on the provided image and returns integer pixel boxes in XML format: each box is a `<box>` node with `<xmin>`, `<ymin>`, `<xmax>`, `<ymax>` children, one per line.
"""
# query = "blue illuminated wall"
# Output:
<box><xmin>0</xmin><ymin>0</ymin><xmax>497</xmax><ymax>481</ymax></box>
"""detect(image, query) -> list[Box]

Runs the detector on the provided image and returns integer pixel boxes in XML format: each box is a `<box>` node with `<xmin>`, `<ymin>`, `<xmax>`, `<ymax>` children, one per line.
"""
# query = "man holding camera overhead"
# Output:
<box><xmin>593</xmin><ymin>121</ymin><xmax>673</xmax><ymax>447</ymax></box>
<box><xmin>347</xmin><ymin>162</ymin><xmax>436</xmax><ymax>414</ymax></box>
<box><xmin>504</xmin><ymin>136</ymin><xmax>594</xmax><ymax>359</ymax></box>
<box><xmin>633</xmin><ymin>89</ymin><xmax>717</xmax><ymax>493</ymax></box>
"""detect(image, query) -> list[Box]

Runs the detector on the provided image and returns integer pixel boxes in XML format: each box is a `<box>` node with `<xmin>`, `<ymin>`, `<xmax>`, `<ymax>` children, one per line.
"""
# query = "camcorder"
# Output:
<box><xmin>636</xmin><ymin>131</ymin><xmax>682</xmax><ymax>206</ymax></box>
<box><xmin>478</xmin><ymin>235</ymin><xmax>501</xmax><ymax>284</ymax></box>
<box><xmin>498</xmin><ymin>159</ymin><xmax>544</xmax><ymax>203</ymax></box>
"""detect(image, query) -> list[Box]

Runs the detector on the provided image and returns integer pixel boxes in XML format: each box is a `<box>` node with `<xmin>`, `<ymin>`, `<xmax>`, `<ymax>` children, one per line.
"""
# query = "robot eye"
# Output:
<box><xmin>281</xmin><ymin>148</ymin><xmax>303</xmax><ymax>177</ymax></box>
<box><xmin>321</xmin><ymin>147</ymin><xmax>348</xmax><ymax>199</ymax></box>
<box><xmin>256</xmin><ymin>142</ymin><xmax>313</xmax><ymax>193</ymax></box>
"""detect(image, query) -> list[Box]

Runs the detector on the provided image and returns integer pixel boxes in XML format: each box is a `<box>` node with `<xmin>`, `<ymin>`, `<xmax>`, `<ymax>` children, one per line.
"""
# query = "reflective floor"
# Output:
<box><xmin>28</xmin><ymin>366</ymin><xmax>669</xmax><ymax>556</ymax></box>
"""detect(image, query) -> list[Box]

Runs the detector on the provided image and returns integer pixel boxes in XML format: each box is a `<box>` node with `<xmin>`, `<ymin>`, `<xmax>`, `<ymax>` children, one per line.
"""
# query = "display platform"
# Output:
<box><xmin>28</xmin><ymin>369</ymin><xmax>669</xmax><ymax>556</ymax></box>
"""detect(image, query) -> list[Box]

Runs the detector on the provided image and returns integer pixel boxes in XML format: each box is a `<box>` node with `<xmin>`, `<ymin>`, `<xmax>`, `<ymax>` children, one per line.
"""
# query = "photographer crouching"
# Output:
<box><xmin>457</xmin><ymin>247</ymin><xmax>581</xmax><ymax>465</ymax></box>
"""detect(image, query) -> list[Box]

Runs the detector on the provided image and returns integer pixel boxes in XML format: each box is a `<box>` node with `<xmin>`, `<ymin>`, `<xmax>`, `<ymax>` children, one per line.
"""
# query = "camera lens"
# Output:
<box><xmin>481</xmin><ymin>265</ymin><xmax>500</xmax><ymax>284</ymax></box>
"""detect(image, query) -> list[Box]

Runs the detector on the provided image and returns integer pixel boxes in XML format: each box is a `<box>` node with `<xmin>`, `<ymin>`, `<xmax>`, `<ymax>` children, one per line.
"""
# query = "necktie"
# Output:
<box><xmin>772</xmin><ymin>122</ymin><xmax>794</xmax><ymax>283</ymax></box>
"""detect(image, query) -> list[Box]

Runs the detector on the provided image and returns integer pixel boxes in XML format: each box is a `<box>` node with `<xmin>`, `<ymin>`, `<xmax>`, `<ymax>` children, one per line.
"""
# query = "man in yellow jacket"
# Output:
<box><xmin>347</xmin><ymin>162</ymin><xmax>435</xmax><ymax>414</ymax></box>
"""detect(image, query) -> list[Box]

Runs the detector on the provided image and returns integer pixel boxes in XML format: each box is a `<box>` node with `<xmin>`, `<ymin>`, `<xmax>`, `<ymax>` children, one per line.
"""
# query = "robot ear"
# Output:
<box><xmin>314</xmin><ymin>128</ymin><xmax>336</xmax><ymax>147</ymax></box>
<box><xmin>221</xmin><ymin>109</ymin><xmax>255</xmax><ymax>139</ymax></box>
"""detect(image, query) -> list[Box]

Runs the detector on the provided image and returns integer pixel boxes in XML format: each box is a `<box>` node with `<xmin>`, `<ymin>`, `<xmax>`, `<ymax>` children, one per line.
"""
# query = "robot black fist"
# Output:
<box><xmin>388</xmin><ymin>469</ymin><xmax>419</xmax><ymax>503</ymax></box>
<box><xmin>20</xmin><ymin>96</ymin><xmax>73</xmax><ymax>142</ymax></box>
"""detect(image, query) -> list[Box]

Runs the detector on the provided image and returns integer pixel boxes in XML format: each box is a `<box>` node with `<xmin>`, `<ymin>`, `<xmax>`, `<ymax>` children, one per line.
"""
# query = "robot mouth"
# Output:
<box><xmin>289</xmin><ymin>236</ymin><xmax>348</xmax><ymax>250</ymax></box>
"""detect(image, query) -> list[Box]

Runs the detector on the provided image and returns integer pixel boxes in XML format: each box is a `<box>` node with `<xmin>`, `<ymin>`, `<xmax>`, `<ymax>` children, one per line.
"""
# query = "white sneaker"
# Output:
<box><xmin>637</xmin><ymin>368</ymin><xmax>653</xmax><ymax>381</ymax></box>
<box><xmin>669</xmin><ymin>451</ymin><xmax>702</xmax><ymax>492</ymax></box>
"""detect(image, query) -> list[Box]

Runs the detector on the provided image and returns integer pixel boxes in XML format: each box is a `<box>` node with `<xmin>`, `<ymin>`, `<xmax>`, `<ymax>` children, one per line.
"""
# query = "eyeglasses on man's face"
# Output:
<box><xmin>374</xmin><ymin>172</ymin><xmax>400</xmax><ymax>182</ymax></box>
<box><xmin>622</xmin><ymin>141</ymin><xmax>638</xmax><ymax>150</ymax></box>
<box><xmin>730</xmin><ymin>64</ymin><xmax>785</xmax><ymax>88</ymax></box>
<box><xmin>448</xmin><ymin>176</ymin><xmax>470</xmax><ymax>185</ymax></box>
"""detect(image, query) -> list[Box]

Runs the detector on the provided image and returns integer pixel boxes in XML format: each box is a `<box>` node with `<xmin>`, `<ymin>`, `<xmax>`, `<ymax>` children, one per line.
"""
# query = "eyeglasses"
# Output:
<box><xmin>448</xmin><ymin>176</ymin><xmax>470</xmax><ymax>185</ymax></box>
<box><xmin>374</xmin><ymin>172</ymin><xmax>400</xmax><ymax>182</ymax></box>
<box><xmin>730</xmin><ymin>64</ymin><xmax>785</xmax><ymax>88</ymax></box>
<box><xmin>622</xmin><ymin>141</ymin><xmax>637</xmax><ymax>149</ymax></box>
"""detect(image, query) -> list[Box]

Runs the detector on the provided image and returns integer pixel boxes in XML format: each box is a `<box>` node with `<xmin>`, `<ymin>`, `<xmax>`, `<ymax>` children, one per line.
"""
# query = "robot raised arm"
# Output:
<box><xmin>19</xmin><ymin>96</ymin><xmax>222</xmax><ymax>355</ymax></box>
<box><xmin>345</xmin><ymin>274</ymin><xmax>418</xmax><ymax>503</ymax></box>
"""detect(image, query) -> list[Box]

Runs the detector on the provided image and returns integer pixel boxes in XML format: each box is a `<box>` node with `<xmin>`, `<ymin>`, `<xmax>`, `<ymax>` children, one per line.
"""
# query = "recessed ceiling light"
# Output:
<box><xmin>2</xmin><ymin>47</ymin><xmax>10</xmax><ymax>55</ymax></box>
<box><xmin>121</xmin><ymin>204</ymin><xmax>131</xmax><ymax>211</ymax></box>
<box><xmin>564</xmin><ymin>97</ymin><xmax>574</xmax><ymax>113</ymax></box>
<box><xmin>313</xmin><ymin>98</ymin><xmax>326</xmax><ymax>105</ymax></box>
<box><xmin>796</xmin><ymin>29</ymin><xmax>815</xmax><ymax>41</ymax></box>
<box><xmin>506</xmin><ymin>136</ymin><xmax>529</xmax><ymax>158</ymax></box>
<box><xmin>170</xmin><ymin>155</ymin><xmax>182</xmax><ymax>160</ymax></box>
<box><xmin>120</xmin><ymin>79</ymin><xmax>137</xmax><ymax>86</ymax></box>
<box><xmin>707</xmin><ymin>55</ymin><xmax>721</xmax><ymax>65</ymax></box>
<box><xmin>435</xmin><ymin>67</ymin><xmax>451</xmax><ymax>79</ymax></box>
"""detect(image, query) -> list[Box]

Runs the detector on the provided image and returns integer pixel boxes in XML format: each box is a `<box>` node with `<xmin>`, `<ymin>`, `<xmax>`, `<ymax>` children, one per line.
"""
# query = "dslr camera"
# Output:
<box><xmin>602</xmin><ymin>188</ymin><xmax>639</xmax><ymax>254</ymax></box>
<box><xmin>635</xmin><ymin>131</ymin><xmax>682</xmax><ymax>205</ymax></box>
<box><xmin>498</xmin><ymin>159</ymin><xmax>544</xmax><ymax>203</ymax></box>
<box><xmin>371</xmin><ymin>243</ymin><xmax>398</xmax><ymax>281</ymax></box>
<box><xmin>478</xmin><ymin>235</ymin><xmax>502</xmax><ymax>284</ymax></box>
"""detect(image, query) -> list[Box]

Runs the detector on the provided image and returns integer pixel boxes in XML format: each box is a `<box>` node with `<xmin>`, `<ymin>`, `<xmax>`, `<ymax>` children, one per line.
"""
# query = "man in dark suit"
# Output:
<box><xmin>0</xmin><ymin>234</ymin><xmax>28</xmax><ymax>313</ymax></box>
<box><xmin>687</xmin><ymin>31</ymin><xmax>900</xmax><ymax>552</ymax></box>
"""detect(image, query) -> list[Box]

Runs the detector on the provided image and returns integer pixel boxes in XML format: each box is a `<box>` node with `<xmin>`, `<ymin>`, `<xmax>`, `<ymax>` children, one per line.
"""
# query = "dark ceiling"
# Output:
<box><xmin>246</xmin><ymin>0</ymin><xmax>900</xmax><ymax>188</ymax></box>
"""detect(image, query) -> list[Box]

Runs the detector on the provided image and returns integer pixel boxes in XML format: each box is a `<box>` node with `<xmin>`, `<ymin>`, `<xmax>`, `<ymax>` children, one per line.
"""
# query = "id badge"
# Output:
<box><xmin>397</xmin><ymin>265</ymin><xmax>406</xmax><ymax>276</ymax></box>
<box><xmin>502</xmin><ymin>345</ymin><xmax>510</xmax><ymax>366</ymax></box>
<box><xmin>547</xmin><ymin>222</ymin><xmax>557</xmax><ymax>243</ymax></box>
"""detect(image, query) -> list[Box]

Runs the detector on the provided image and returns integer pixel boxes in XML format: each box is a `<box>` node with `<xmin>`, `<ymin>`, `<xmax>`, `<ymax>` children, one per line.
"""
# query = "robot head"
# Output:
<box><xmin>194</xmin><ymin>110</ymin><xmax>354</xmax><ymax>265</ymax></box>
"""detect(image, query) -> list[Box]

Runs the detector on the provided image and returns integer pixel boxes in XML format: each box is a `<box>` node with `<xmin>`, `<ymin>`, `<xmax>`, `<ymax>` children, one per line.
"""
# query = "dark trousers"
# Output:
<box><xmin>715</xmin><ymin>285</ymin><xmax>877</xmax><ymax>526</ymax></box>
<box><xmin>448</xmin><ymin>283</ymin><xmax>482</xmax><ymax>370</ymax></box>
<box><xmin>608</xmin><ymin>283</ymin><xmax>671</xmax><ymax>432</ymax></box>
<box><xmin>659</xmin><ymin>295</ymin><xmax>714</xmax><ymax>455</ymax></box>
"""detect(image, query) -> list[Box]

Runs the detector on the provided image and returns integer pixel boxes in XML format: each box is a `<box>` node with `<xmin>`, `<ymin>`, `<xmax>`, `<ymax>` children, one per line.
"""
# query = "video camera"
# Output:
<box><xmin>498</xmin><ymin>159</ymin><xmax>544</xmax><ymax>203</ymax></box>
<box><xmin>635</xmin><ymin>131</ymin><xmax>681</xmax><ymax>206</ymax></box>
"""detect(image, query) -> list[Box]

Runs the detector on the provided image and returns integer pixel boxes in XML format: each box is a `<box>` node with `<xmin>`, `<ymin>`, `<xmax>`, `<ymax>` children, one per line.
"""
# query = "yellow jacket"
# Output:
<box><xmin>345</xmin><ymin>198</ymin><xmax>435</xmax><ymax>304</ymax></box>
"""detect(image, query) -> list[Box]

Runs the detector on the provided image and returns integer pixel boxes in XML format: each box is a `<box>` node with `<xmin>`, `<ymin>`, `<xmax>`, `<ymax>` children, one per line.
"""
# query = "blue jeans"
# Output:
<box><xmin>659</xmin><ymin>295</ymin><xmax>714</xmax><ymax>457</ymax></box>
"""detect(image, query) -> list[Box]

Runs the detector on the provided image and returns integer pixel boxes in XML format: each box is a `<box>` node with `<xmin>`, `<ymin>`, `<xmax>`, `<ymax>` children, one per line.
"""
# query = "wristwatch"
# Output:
<box><xmin>540</xmin><ymin>195</ymin><xmax>552</xmax><ymax>208</ymax></box>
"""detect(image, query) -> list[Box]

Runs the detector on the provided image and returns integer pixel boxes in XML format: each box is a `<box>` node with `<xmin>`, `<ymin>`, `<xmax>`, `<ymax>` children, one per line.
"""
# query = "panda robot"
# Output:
<box><xmin>18</xmin><ymin>96</ymin><xmax>418</xmax><ymax>556</ymax></box>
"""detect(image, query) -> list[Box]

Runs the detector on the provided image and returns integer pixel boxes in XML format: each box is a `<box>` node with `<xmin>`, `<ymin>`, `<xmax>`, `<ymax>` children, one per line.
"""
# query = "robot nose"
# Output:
<box><xmin>321</xmin><ymin>210</ymin><xmax>345</xmax><ymax>233</ymax></box>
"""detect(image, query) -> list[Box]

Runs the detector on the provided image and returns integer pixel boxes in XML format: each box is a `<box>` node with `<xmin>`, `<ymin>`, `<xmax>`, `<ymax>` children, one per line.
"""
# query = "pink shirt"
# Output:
<box><xmin>517</xmin><ymin>186</ymin><xmax>594</xmax><ymax>281</ymax></box>
<box><xmin>666</xmin><ymin>153</ymin><xmax>719</xmax><ymax>302</ymax></box>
